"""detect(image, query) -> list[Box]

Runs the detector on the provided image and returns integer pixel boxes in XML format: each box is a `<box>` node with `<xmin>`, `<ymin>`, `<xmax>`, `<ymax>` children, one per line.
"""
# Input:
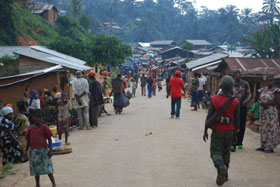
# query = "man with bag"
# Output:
<box><xmin>203</xmin><ymin>75</ymin><xmax>240</xmax><ymax>186</ymax></box>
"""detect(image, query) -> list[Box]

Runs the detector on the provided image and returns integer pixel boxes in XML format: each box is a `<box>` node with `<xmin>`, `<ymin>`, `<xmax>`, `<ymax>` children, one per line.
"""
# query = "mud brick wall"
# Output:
<box><xmin>0</xmin><ymin>72</ymin><xmax>60</xmax><ymax>114</ymax></box>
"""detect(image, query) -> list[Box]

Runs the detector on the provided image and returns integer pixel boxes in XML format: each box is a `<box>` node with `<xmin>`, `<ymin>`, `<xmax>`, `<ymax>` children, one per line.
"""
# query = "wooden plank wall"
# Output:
<box><xmin>19</xmin><ymin>56</ymin><xmax>54</xmax><ymax>73</ymax></box>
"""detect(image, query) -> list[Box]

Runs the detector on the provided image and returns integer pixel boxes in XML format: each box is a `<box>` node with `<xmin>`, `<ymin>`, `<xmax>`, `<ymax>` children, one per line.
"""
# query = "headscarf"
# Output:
<box><xmin>1</xmin><ymin>107</ymin><xmax>13</xmax><ymax>116</ymax></box>
<box><xmin>29</xmin><ymin>90</ymin><xmax>39</xmax><ymax>106</ymax></box>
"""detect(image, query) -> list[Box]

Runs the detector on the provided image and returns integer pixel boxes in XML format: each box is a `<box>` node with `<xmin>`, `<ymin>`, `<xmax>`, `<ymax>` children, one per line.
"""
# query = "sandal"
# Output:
<box><xmin>86</xmin><ymin>127</ymin><xmax>92</xmax><ymax>130</ymax></box>
<box><xmin>65</xmin><ymin>142</ymin><xmax>71</xmax><ymax>146</ymax></box>
<box><xmin>78</xmin><ymin>127</ymin><xmax>84</xmax><ymax>130</ymax></box>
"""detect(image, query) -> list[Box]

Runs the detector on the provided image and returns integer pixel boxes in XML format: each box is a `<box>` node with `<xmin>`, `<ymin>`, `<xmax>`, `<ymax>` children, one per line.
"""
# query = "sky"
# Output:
<box><xmin>193</xmin><ymin>0</ymin><xmax>264</xmax><ymax>13</ymax></box>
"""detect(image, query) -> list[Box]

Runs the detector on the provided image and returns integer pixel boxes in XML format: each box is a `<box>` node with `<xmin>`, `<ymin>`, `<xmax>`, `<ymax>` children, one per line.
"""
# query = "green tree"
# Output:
<box><xmin>71</xmin><ymin>0</ymin><xmax>83</xmax><ymax>19</ymax></box>
<box><xmin>0</xmin><ymin>0</ymin><xmax>17</xmax><ymax>45</ymax></box>
<box><xmin>182</xmin><ymin>41</ymin><xmax>194</xmax><ymax>51</ymax></box>
<box><xmin>262</xmin><ymin>0</ymin><xmax>280</xmax><ymax>24</ymax></box>
<box><xmin>244</xmin><ymin>24</ymin><xmax>280</xmax><ymax>58</ymax></box>
<box><xmin>79</xmin><ymin>14</ymin><xmax>91</xmax><ymax>31</ymax></box>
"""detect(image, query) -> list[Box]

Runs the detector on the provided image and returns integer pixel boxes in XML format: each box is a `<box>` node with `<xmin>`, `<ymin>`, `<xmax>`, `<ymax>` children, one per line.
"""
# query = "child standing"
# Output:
<box><xmin>57</xmin><ymin>92</ymin><xmax>72</xmax><ymax>145</ymax></box>
<box><xmin>132</xmin><ymin>79</ymin><xmax>137</xmax><ymax>97</ymax></box>
<box><xmin>25</xmin><ymin>109</ymin><xmax>56</xmax><ymax>187</ymax></box>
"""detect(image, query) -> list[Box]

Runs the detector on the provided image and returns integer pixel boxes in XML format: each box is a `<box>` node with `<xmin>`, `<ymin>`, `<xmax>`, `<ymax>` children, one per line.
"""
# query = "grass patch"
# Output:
<box><xmin>0</xmin><ymin>163</ymin><xmax>14</xmax><ymax>180</ymax></box>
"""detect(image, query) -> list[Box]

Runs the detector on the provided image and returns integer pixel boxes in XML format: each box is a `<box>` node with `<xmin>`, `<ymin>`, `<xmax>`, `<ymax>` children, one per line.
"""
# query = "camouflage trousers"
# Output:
<box><xmin>210</xmin><ymin>130</ymin><xmax>234</xmax><ymax>167</ymax></box>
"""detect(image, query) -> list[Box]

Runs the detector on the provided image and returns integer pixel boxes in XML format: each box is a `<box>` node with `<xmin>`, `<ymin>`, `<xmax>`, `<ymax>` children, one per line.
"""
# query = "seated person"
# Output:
<box><xmin>247</xmin><ymin>99</ymin><xmax>259</xmax><ymax>125</ymax></box>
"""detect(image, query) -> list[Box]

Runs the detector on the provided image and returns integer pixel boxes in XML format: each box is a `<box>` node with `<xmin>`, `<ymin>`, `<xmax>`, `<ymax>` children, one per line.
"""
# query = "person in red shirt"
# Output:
<box><xmin>167</xmin><ymin>71</ymin><xmax>185</xmax><ymax>119</ymax></box>
<box><xmin>203</xmin><ymin>75</ymin><xmax>240</xmax><ymax>186</ymax></box>
<box><xmin>25</xmin><ymin>109</ymin><xmax>56</xmax><ymax>187</ymax></box>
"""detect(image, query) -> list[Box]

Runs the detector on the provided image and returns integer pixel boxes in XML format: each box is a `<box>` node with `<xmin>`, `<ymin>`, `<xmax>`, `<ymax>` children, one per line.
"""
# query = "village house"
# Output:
<box><xmin>183</xmin><ymin>40</ymin><xmax>212</xmax><ymax>50</ymax></box>
<box><xmin>100</xmin><ymin>22</ymin><xmax>123</xmax><ymax>33</ymax></box>
<box><xmin>0</xmin><ymin>46</ymin><xmax>91</xmax><ymax>110</ymax></box>
<box><xmin>28</xmin><ymin>4</ymin><xmax>59</xmax><ymax>23</ymax></box>
<box><xmin>150</xmin><ymin>40</ymin><xmax>176</xmax><ymax>49</ymax></box>
<box><xmin>159</xmin><ymin>46</ymin><xmax>187</xmax><ymax>60</ymax></box>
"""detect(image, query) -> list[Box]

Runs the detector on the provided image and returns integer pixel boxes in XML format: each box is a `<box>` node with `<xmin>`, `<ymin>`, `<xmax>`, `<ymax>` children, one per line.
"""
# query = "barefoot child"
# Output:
<box><xmin>57</xmin><ymin>91</ymin><xmax>72</xmax><ymax>145</ymax></box>
<box><xmin>25</xmin><ymin>109</ymin><xmax>56</xmax><ymax>187</ymax></box>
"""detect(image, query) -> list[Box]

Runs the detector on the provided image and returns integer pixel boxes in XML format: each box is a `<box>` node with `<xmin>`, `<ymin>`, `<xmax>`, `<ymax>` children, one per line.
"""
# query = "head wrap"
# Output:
<box><xmin>29</xmin><ymin>90</ymin><xmax>39</xmax><ymax>106</ymax></box>
<box><xmin>1</xmin><ymin>107</ymin><xmax>13</xmax><ymax>116</ymax></box>
<box><xmin>88</xmin><ymin>71</ymin><xmax>95</xmax><ymax>77</ymax></box>
<box><xmin>221</xmin><ymin>75</ymin><xmax>234</xmax><ymax>90</ymax></box>
<box><xmin>75</xmin><ymin>71</ymin><xmax>83</xmax><ymax>78</ymax></box>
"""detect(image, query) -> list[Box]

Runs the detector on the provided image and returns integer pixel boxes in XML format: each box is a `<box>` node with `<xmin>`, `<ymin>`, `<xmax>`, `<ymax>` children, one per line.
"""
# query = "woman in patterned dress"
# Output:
<box><xmin>257</xmin><ymin>76</ymin><xmax>280</xmax><ymax>153</ymax></box>
<box><xmin>0</xmin><ymin>107</ymin><xmax>24</xmax><ymax>165</ymax></box>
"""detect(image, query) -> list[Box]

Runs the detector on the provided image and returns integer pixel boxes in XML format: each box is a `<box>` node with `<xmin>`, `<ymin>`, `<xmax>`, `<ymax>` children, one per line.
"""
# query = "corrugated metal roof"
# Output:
<box><xmin>150</xmin><ymin>40</ymin><xmax>175</xmax><ymax>45</ymax></box>
<box><xmin>0</xmin><ymin>65</ymin><xmax>63</xmax><ymax>88</ymax></box>
<box><xmin>186</xmin><ymin>53</ymin><xmax>228</xmax><ymax>70</ymax></box>
<box><xmin>160</xmin><ymin>46</ymin><xmax>182</xmax><ymax>54</ymax></box>
<box><xmin>14</xmin><ymin>49</ymin><xmax>91</xmax><ymax>71</ymax></box>
<box><xmin>185</xmin><ymin>40</ymin><xmax>212</xmax><ymax>46</ymax></box>
<box><xmin>192</xmin><ymin>60</ymin><xmax>222</xmax><ymax>71</ymax></box>
<box><xmin>0</xmin><ymin>65</ymin><xmax>62</xmax><ymax>80</ymax></box>
<box><xmin>0</xmin><ymin>46</ymin><xmax>26</xmax><ymax>58</ymax></box>
<box><xmin>223</xmin><ymin>57</ymin><xmax>280</xmax><ymax>72</ymax></box>
<box><xmin>31</xmin><ymin>46</ymin><xmax>86</xmax><ymax>65</ymax></box>
<box><xmin>28</xmin><ymin>4</ymin><xmax>58</xmax><ymax>14</ymax></box>
<box><xmin>0</xmin><ymin>46</ymin><xmax>91</xmax><ymax>71</ymax></box>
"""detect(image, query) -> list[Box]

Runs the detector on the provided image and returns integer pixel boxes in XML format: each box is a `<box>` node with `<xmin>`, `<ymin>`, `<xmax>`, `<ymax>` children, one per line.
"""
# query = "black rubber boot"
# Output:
<box><xmin>214</xmin><ymin>160</ymin><xmax>227</xmax><ymax>186</ymax></box>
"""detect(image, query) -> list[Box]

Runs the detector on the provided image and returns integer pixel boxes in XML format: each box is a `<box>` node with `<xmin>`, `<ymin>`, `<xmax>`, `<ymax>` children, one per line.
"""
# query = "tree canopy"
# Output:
<box><xmin>34</xmin><ymin>0</ymin><xmax>280</xmax><ymax>45</ymax></box>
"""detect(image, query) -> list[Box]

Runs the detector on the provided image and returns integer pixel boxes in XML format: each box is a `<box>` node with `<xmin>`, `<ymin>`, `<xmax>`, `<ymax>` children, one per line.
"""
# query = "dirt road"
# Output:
<box><xmin>1</xmin><ymin>89</ymin><xmax>280</xmax><ymax>187</ymax></box>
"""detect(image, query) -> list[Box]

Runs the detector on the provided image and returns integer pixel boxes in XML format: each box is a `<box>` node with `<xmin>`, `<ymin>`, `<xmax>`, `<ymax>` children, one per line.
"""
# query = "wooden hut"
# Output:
<box><xmin>0</xmin><ymin>46</ymin><xmax>91</xmax><ymax>111</ymax></box>
<box><xmin>212</xmin><ymin>57</ymin><xmax>280</xmax><ymax>104</ymax></box>
<box><xmin>28</xmin><ymin>4</ymin><xmax>59</xmax><ymax>23</ymax></box>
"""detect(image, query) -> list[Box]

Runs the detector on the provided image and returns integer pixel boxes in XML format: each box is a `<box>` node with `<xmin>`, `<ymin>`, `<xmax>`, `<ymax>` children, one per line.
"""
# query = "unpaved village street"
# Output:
<box><xmin>1</xmin><ymin>89</ymin><xmax>280</xmax><ymax>187</ymax></box>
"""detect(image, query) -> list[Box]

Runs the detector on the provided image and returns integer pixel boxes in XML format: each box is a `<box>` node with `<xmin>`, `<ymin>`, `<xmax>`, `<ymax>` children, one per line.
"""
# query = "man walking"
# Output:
<box><xmin>203</xmin><ymin>75</ymin><xmax>240</xmax><ymax>186</ymax></box>
<box><xmin>167</xmin><ymin>71</ymin><xmax>185</xmax><ymax>119</ymax></box>
<box><xmin>190</xmin><ymin>72</ymin><xmax>199</xmax><ymax>111</ymax></box>
<box><xmin>72</xmin><ymin>71</ymin><xmax>92</xmax><ymax>130</ymax></box>
<box><xmin>232</xmin><ymin>70</ymin><xmax>251</xmax><ymax>151</ymax></box>
<box><xmin>140</xmin><ymin>75</ymin><xmax>147</xmax><ymax>96</ymax></box>
<box><xmin>88</xmin><ymin>72</ymin><xmax>103</xmax><ymax>128</ymax></box>
<box><xmin>147</xmin><ymin>76</ymin><xmax>154</xmax><ymax>98</ymax></box>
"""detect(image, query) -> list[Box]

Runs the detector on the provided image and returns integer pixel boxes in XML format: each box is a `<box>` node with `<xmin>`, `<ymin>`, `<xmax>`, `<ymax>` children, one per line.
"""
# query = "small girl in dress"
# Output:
<box><xmin>25</xmin><ymin>109</ymin><xmax>56</xmax><ymax>187</ymax></box>
<box><xmin>57</xmin><ymin>91</ymin><xmax>72</xmax><ymax>145</ymax></box>
<box><xmin>131</xmin><ymin>79</ymin><xmax>137</xmax><ymax>97</ymax></box>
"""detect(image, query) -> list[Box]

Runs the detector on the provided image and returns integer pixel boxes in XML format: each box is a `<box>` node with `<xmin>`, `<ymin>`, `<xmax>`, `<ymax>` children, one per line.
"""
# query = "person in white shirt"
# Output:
<box><xmin>72</xmin><ymin>71</ymin><xmax>92</xmax><ymax>130</ymax></box>
<box><xmin>28</xmin><ymin>90</ymin><xmax>40</xmax><ymax>110</ymax></box>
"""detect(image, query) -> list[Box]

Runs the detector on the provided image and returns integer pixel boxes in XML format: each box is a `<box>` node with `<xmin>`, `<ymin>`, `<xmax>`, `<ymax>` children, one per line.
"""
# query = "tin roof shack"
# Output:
<box><xmin>28</xmin><ymin>4</ymin><xmax>59</xmax><ymax>23</ymax></box>
<box><xmin>159</xmin><ymin>46</ymin><xmax>187</xmax><ymax>60</ymax></box>
<box><xmin>183</xmin><ymin>40</ymin><xmax>212</xmax><ymax>50</ymax></box>
<box><xmin>150</xmin><ymin>40</ymin><xmax>175</xmax><ymax>49</ymax></box>
<box><xmin>0</xmin><ymin>46</ymin><xmax>91</xmax><ymax>74</ymax></box>
<box><xmin>0</xmin><ymin>46</ymin><xmax>91</xmax><ymax>110</ymax></box>
<box><xmin>212</xmin><ymin>57</ymin><xmax>280</xmax><ymax>104</ymax></box>
<box><xmin>15</xmin><ymin>0</ymin><xmax>28</xmax><ymax>7</ymax></box>
<box><xmin>185</xmin><ymin>53</ymin><xmax>228</xmax><ymax>89</ymax></box>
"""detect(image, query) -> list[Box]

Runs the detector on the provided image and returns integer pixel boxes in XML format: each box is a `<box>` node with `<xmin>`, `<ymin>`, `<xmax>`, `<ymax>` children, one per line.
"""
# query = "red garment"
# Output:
<box><xmin>152</xmin><ymin>78</ymin><xmax>157</xmax><ymax>87</ymax></box>
<box><xmin>121</xmin><ymin>79</ymin><xmax>127</xmax><ymax>88</ymax></box>
<box><xmin>168</xmin><ymin>77</ymin><xmax>184</xmax><ymax>98</ymax></box>
<box><xmin>25</xmin><ymin>124</ymin><xmax>53</xmax><ymax>149</ymax></box>
<box><xmin>39</xmin><ymin>95</ymin><xmax>44</xmax><ymax>106</ymax></box>
<box><xmin>211</xmin><ymin>95</ymin><xmax>239</xmax><ymax>131</ymax></box>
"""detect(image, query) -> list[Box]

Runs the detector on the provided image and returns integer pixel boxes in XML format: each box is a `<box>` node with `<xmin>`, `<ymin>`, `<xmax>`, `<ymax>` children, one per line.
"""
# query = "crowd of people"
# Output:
<box><xmin>1</xmin><ymin>66</ymin><xmax>280</xmax><ymax>186</ymax></box>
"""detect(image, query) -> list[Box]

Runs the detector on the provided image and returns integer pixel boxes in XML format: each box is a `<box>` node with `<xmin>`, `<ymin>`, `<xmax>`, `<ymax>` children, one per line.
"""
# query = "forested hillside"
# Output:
<box><xmin>33</xmin><ymin>0</ymin><xmax>276</xmax><ymax>45</ymax></box>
